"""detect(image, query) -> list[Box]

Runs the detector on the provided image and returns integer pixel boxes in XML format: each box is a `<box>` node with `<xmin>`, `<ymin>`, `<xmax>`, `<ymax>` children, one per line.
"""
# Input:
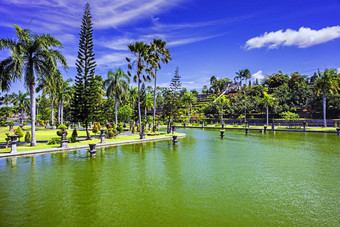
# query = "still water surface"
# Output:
<box><xmin>0</xmin><ymin>128</ymin><xmax>339</xmax><ymax>226</ymax></box>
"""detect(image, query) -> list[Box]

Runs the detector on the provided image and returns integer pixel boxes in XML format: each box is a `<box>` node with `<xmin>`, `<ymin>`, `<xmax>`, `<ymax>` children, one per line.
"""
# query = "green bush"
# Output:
<box><xmin>132</xmin><ymin>124</ymin><xmax>136</xmax><ymax>133</ymax></box>
<box><xmin>7</xmin><ymin>121</ymin><xmax>14</xmax><ymax>126</ymax></box>
<box><xmin>92</xmin><ymin>124</ymin><xmax>99</xmax><ymax>134</ymax></box>
<box><xmin>71</xmin><ymin>128</ymin><xmax>77</xmax><ymax>138</ymax></box>
<box><xmin>233</xmin><ymin>124</ymin><xmax>239</xmax><ymax>128</ymax></box>
<box><xmin>108</xmin><ymin>130</ymin><xmax>114</xmax><ymax>138</ymax></box>
<box><xmin>215</xmin><ymin>122</ymin><xmax>221</xmax><ymax>127</ymax></box>
<box><xmin>24</xmin><ymin>132</ymin><xmax>31</xmax><ymax>142</ymax></box>
<box><xmin>117</xmin><ymin>123</ymin><xmax>124</xmax><ymax>133</ymax></box>
<box><xmin>57</xmin><ymin>130</ymin><xmax>68</xmax><ymax>137</ymax></box>
<box><xmin>47</xmin><ymin>138</ymin><xmax>61</xmax><ymax>145</ymax></box>
<box><xmin>69</xmin><ymin>137</ymin><xmax>77</xmax><ymax>143</ymax></box>
<box><xmin>15</xmin><ymin>127</ymin><xmax>24</xmax><ymax>141</ymax></box>
<box><xmin>58</xmin><ymin>124</ymin><xmax>67</xmax><ymax>129</ymax></box>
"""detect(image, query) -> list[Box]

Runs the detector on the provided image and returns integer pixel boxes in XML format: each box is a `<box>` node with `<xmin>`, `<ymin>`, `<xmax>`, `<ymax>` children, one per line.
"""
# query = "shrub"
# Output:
<box><xmin>24</xmin><ymin>132</ymin><xmax>31</xmax><ymax>142</ymax></box>
<box><xmin>5</xmin><ymin>133</ymin><xmax>11</xmax><ymax>148</ymax></box>
<box><xmin>15</xmin><ymin>127</ymin><xmax>24</xmax><ymax>141</ymax></box>
<box><xmin>215</xmin><ymin>122</ymin><xmax>221</xmax><ymax>127</ymax></box>
<box><xmin>117</xmin><ymin>123</ymin><xmax>124</xmax><ymax>133</ymax></box>
<box><xmin>7</xmin><ymin>121</ymin><xmax>14</xmax><ymax>126</ymax></box>
<box><xmin>40</xmin><ymin>121</ymin><xmax>44</xmax><ymax>126</ymax></box>
<box><xmin>72</xmin><ymin>128</ymin><xmax>78</xmax><ymax>138</ymax></box>
<box><xmin>108</xmin><ymin>130</ymin><xmax>114</xmax><ymax>138</ymax></box>
<box><xmin>152</xmin><ymin>125</ymin><xmax>157</xmax><ymax>132</ymax></box>
<box><xmin>69</xmin><ymin>137</ymin><xmax>77</xmax><ymax>143</ymax></box>
<box><xmin>335</xmin><ymin>123</ymin><xmax>338</xmax><ymax>128</ymax></box>
<box><xmin>106</xmin><ymin>123</ymin><xmax>112</xmax><ymax>129</ymax></box>
<box><xmin>92</xmin><ymin>124</ymin><xmax>99</xmax><ymax>135</ymax></box>
<box><xmin>241</xmin><ymin>124</ymin><xmax>245</xmax><ymax>127</ymax></box>
<box><xmin>233</xmin><ymin>124</ymin><xmax>239</xmax><ymax>128</ymax></box>
<box><xmin>132</xmin><ymin>124</ymin><xmax>136</xmax><ymax>133</ymax></box>
<box><xmin>58</xmin><ymin>124</ymin><xmax>67</xmax><ymax>129</ymax></box>
<box><xmin>112</xmin><ymin>123</ymin><xmax>117</xmax><ymax>132</ymax></box>
<box><xmin>47</xmin><ymin>138</ymin><xmax>61</xmax><ymax>145</ymax></box>
<box><xmin>56</xmin><ymin>130</ymin><xmax>68</xmax><ymax>137</ymax></box>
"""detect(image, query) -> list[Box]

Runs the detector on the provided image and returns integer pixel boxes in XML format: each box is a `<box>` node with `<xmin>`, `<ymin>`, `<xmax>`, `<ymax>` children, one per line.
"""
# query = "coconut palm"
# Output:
<box><xmin>13</xmin><ymin>91</ymin><xmax>30</xmax><ymax>124</ymax></box>
<box><xmin>315</xmin><ymin>69</ymin><xmax>340</xmax><ymax>127</ymax></box>
<box><xmin>104</xmin><ymin>68</ymin><xmax>130</xmax><ymax>125</ymax></box>
<box><xmin>144</xmin><ymin>92</ymin><xmax>154</xmax><ymax>123</ymax></box>
<box><xmin>149</xmin><ymin>39</ymin><xmax>171</xmax><ymax>127</ymax></box>
<box><xmin>56</xmin><ymin>78</ymin><xmax>73</xmax><ymax>124</ymax></box>
<box><xmin>0</xmin><ymin>25</ymin><xmax>67</xmax><ymax>146</ymax></box>
<box><xmin>129</xmin><ymin>86</ymin><xmax>138</xmax><ymax>109</ymax></box>
<box><xmin>127</xmin><ymin>42</ymin><xmax>151</xmax><ymax>135</ymax></box>
<box><xmin>181</xmin><ymin>92</ymin><xmax>197</xmax><ymax>124</ymax></box>
<box><xmin>261</xmin><ymin>91</ymin><xmax>275</xmax><ymax>126</ymax></box>
<box><xmin>37</xmin><ymin>70</ymin><xmax>62</xmax><ymax>126</ymax></box>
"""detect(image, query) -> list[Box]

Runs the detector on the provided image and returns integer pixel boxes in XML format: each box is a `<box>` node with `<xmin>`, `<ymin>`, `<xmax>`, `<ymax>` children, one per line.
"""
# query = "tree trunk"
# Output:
<box><xmin>323</xmin><ymin>92</ymin><xmax>327</xmax><ymax>127</ymax></box>
<box><xmin>61</xmin><ymin>101</ymin><xmax>63</xmax><ymax>124</ymax></box>
<box><xmin>153</xmin><ymin>69</ymin><xmax>157</xmax><ymax>127</ymax></box>
<box><xmin>266</xmin><ymin>105</ymin><xmax>269</xmax><ymax>126</ymax></box>
<box><xmin>29</xmin><ymin>84</ymin><xmax>36</xmax><ymax>146</ymax></box>
<box><xmin>86</xmin><ymin>121</ymin><xmax>91</xmax><ymax>139</ymax></box>
<box><xmin>21</xmin><ymin>107</ymin><xmax>24</xmax><ymax>124</ymax></box>
<box><xmin>145</xmin><ymin>106</ymin><xmax>147</xmax><ymax>123</ymax></box>
<box><xmin>188</xmin><ymin>105</ymin><xmax>190</xmax><ymax>124</ymax></box>
<box><xmin>57</xmin><ymin>103</ymin><xmax>60</xmax><ymax>124</ymax></box>
<box><xmin>137</xmin><ymin>78</ymin><xmax>142</xmax><ymax>135</ymax></box>
<box><xmin>51</xmin><ymin>97</ymin><xmax>54</xmax><ymax>126</ymax></box>
<box><xmin>115</xmin><ymin>97</ymin><xmax>118</xmax><ymax>125</ymax></box>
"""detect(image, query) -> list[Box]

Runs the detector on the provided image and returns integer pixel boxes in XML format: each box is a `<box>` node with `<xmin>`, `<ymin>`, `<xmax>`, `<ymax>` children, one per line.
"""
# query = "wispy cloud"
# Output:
<box><xmin>245</xmin><ymin>26</ymin><xmax>340</xmax><ymax>49</ymax></box>
<box><xmin>252</xmin><ymin>70</ymin><xmax>265</xmax><ymax>80</ymax></box>
<box><xmin>167</xmin><ymin>34</ymin><xmax>225</xmax><ymax>47</ymax></box>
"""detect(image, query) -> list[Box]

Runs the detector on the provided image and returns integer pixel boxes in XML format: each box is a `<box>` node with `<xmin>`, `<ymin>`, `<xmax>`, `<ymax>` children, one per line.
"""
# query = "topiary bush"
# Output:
<box><xmin>47</xmin><ymin>138</ymin><xmax>61</xmax><ymax>145</ymax></box>
<box><xmin>117</xmin><ymin>123</ymin><xmax>124</xmax><ymax>133</ymax></box>
<box><xmin>72</xmin><ymin>128</ymin><xmax>78</xmax><ymax>138</ymax></box>
<box><xmin>15</xmin><ymin>127</ymin><xmax>24</xmax><ymax>141</ymax></box>
<box><xmin>24</xmin><ymin>131</ymin><xmax>31</xmax><ymax>142</ymax></box>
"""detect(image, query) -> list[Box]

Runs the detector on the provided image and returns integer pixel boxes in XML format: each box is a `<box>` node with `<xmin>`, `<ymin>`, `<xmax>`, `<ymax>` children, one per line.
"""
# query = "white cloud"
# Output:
<box><xmin>245</xmin><ymin>26</ymin><xmax>340</xmax><ymax>49</ymax></box>
<box><xmin>337</xmin><ymin>67</ymin><xmax>340</xmax><ymax>73</ymax></box>
<box><xmin>252</xmin><ymin>70</ymin><xmax>265</xmax><ymax>80</ymax></box>
<box><xmin>96</xmin><ymin>52</ymin><xmax>133</xmax><ymax>68</ymax></box>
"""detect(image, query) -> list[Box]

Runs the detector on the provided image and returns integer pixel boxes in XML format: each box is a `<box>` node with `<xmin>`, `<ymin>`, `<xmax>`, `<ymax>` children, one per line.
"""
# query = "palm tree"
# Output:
<box><xmin>0</xmin><ymin>24</ymin><xmax>67</xmax><ymax>146</ymax></box>
<box><xmin>13</xmin><ymin>91</ymin><xmax>30</xmax><ymax>124</ymax></box>
<box><xmin>261</xmin><ymin>91</ymin><xmax>275</xmax><ymax>126</ymax></box>
<box><xmin>315</xmin><ymin>69</ymin><xmax>340</xmax><ymax>127</ymax></box>
<box><xmin>104</xmin><ymin>68</ymin><xmax>130</xmax><ymax>125</ymax></box>
<box><xmin>37</xmin><ymin>70</ymin><xmax>62</xmax><ymax>126</ymax></box>
<box><xmin>181</xmin><ymin>92</ymin><xmax>197</xmax><ymax>124</ymax></box>
<box><xmin>127</xmin><ymin>42</ymin><xmax>151</xmax><ymax>135</ymax></box>
<box><xmin>56</xmin><ymin>78</ymin><xmax>73</xmax><ymax>124</ymax></box>
<box><xmin>149</xmin><ymin>39</ymin><xmax>171</xmax><ymax>128</ymax></box>
<box><xmin>144</xmin><ymin>92</ymin><xmax>154</xmax><ymax>123</ymax></box>
<box><xmin>129</xmin><ymin>86</ymin><xmax>138</xmax><ymax>109</ymax></box>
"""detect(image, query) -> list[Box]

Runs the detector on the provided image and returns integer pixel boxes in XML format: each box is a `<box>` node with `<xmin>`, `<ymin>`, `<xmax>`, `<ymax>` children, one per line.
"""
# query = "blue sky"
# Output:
<box><xmin>1</xmin><ymin>0</ymin><xmax>340</xmax><ymax>93</ymax></box>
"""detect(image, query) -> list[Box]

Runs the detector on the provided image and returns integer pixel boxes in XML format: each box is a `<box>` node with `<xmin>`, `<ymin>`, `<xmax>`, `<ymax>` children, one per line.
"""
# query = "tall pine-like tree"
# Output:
<box><xmin>71</xmin><ymin>3</ymin><xmax>97</xmax><ymax>139</ymax></box>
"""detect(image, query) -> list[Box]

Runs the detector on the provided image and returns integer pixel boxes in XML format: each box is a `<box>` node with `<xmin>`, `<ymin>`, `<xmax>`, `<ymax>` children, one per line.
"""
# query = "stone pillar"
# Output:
<box><xmin>222</xmin><ymin>123</ymin><xmax>224</xmax><ymax>129</ymax></box>
<box><xmin>60</xmin><ymin>128</ymin><xmax>68</xmax><ymax>148</ymax></box>
<box><xmin>245</xmin><ymin>128</ymin><xmax>249</xmax><ymax>135</ymax></box>
<box><xmin>245</xmin><ymin>120</ymin><xmax>248</xmax><ymax>128</ymax></box>
<box><xmin>140</xmin><ymin>126</ymin><xmax>146</xmax><ymax>139</ymax></box>
<box><xmin>78</xmin><ymin>122</ymin><xmax>81</xmax><ymax>128</ymax></box>
<box><xmin>272</xmin><ymin>121</ymin><xmax>275</xmax><ymax>130</ymax></box>
<box><xmin>100</xmin><ymin>129</ymin><xmax>106</xmax><ymax>143</ymax></box>
<box><xmin>264</xmin><ymin>125</ymin><xmax>267</xmax><ymax>133</ymax></box>
<box><xmin>303</xmin><ymin>121</ymin><xmax>307</xmax><ymax>131</ymax></box>
<box><xmin>173</xmin><ymin>135</ymin><xmax>178</xmax><ymax>145</ymax></box>
<box><xmin>88</xmin><ymin>144</ymin><xmax>97</xmax><ymax>157</ymax></box>
<box><xmin>220</xmin><ymin>130</ymin><xmax>225</xmax><ymax>138</ymax></box>
<box><xmin>167</xmin><ymin>121</ymin><xmax>171</xmax><ymax>134</ymax></box>
<box><xmin>201</xmin><ymin>121</ymin><xmax>204</xmax><ymax>128</ymax></box>
<box><xmin>10</xmin><ymin>135</ymin><xmax>18</xmax><ymax>153</ymax></box>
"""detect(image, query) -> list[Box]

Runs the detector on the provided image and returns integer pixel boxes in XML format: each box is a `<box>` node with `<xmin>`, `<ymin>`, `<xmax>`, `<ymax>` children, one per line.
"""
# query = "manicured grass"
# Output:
<box><xmin>0</xmin><ymin>126</ymin><xmax>47</xmax><ymax>133</ymax></box>
<box><xmin>0</xmin><ymin>132</ymin><xmax>181</xmax><ymax>153</ymax></box>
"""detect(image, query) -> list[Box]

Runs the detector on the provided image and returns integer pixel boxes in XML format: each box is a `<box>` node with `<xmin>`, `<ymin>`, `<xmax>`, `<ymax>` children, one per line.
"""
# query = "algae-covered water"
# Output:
<box><xmin>0</xmin><ymin>128</ymin><xmax>339</xmax><ymax>226</ymax></box>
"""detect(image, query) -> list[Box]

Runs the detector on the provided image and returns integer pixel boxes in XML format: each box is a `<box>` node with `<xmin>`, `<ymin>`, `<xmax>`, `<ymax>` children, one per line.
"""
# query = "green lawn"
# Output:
<box><xmin>0</xmin><ymin>131</ymin><xmax>181</xmax><ymax>153</ymax></box>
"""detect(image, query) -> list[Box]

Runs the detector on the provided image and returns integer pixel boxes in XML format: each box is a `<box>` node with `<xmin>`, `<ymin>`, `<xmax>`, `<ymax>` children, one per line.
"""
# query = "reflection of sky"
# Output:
<box><xmin>1</xmin><ymin>0</ymin><xmax>340</xmax><ymax>94</ymax></box>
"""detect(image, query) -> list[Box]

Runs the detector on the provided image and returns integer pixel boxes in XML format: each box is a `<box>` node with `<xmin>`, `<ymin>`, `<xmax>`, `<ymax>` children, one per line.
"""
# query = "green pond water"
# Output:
<box><xmin>0</xmin><ymin>128</ymin><xmax>339</xmax><ymax>226</ymax></box>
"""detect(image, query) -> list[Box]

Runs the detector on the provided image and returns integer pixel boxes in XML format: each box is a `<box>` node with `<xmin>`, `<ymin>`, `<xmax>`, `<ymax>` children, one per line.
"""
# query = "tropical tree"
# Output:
<box><xmin>0</xmin><ymin>24</ymin><xmax>67</xmax><ymax>146</ymax></box>
<box><xmin>143</xmin><ymin>92</ymin><xmax>154</xmax><ymax>123</ymax></box>
<box><xmin>13</xmin><ymin>91</ymin><xmax>30</xmax><ymax>124</ymax></box>
<box><xmin>56</xmin><ymin>78</ymin><xmax>73</xmax><ymax>124</ymax></box>
<box><xmin>104</xmin><ymin>68</ymin><xmax>130</xmax><ymax>125</ymax></box>
<box><xmin>37</xmin><ymin>70</ymin><xmax>62</xmax><ymax>126</ymax></box>
<box><xmin>181</xmin><ymin>92</ymin><xmax>197</xmax><ymax>124</ymax></box>
<box><xmin>315</xmin><ymin>69</ymin><xmax>340</xmax><ymax>127</ymax></box>
<box><xmin>127</xmin><ymin>41</ymin><xmax>151</xmax><ymax>135</ymax></box>
<box><xmin>71</xmin><ymin>3</ymin><xmax>98</xmax><ymax>139</ymax></box>
<box><xmin>149</xmin><ymin>39</ymin><xmax>171</xmax><ymax>127</ymax></box>
<box><xmin>215</xmin><ymin>95</ymin><xmax>229</xmax><ymax>124</ymax></box>
<box><xmin>261</xmin><ymin>91</ymin><xmax>275</xmax><ymax>126</ymax></box>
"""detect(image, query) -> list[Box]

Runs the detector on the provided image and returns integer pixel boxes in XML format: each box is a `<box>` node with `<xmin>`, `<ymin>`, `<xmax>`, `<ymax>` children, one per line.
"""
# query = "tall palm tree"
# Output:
<box><xmin>37</xmin><ymin>70</ymin><xmax>62</xmax><ymax>126</ymax></box>
<box><xmin>104</xmin><ymin>68</ymin><xmax>130</xmax><ymax>125</ymax></box>
<box><xmin>261</xmin><ymin>91</ymin><xmax>275</xmax><ymax>126</ymax></box>
<box><xmin>144</xmin><ymin>92</ymin><xmax>154</xmax><ymax>123</ymax></box>
<box><xmin>0</xmin><ymin>24</ymin><xmax>67</xmax><ymax>146</ymax></box>
<box><xmin>13</xmin><ymin>91</ymin><xmax>30</xmax><ymax>124</ymax></box>
<box><xmin>129</xmin><ymin>86</ymin><xmax>138</xmax><ymax>109</ymax></box>
<box><xmin>127</xmin><ymin>42</ymin><xmax>151</xmax><ymax>135</ymax></box>
<box><xmin>181</xmin><ymin>92</ymin><xmax>197</xmax><ymax>124</ymax></box>
<box><xmin>149</xmin><ymin>39</ymin><xmax>171</xmax><ymax>127</ymax></box>
<box><xmin>56</xmin><ymin>78</ymin><xmax>73</xmax><ymax>124</ymax></box>
<box><xmin>315</xmin><ymin>69</ymin><xmax>340</xmax><ymax>127</ymax></box>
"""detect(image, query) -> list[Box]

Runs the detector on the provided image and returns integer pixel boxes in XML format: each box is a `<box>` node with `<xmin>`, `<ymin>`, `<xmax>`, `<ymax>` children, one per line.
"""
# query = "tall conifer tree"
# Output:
<box><xmin>71</xmin><ymin>2</ymin><xmax>97</xmax><ymax>139</ymax></box>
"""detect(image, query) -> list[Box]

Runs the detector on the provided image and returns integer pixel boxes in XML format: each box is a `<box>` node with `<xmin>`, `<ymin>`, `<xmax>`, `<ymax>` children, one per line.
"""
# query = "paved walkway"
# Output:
<box><xmin>0</xmin><ymin>134</ymin><xmax>186</xmax><ymax>159</ymax></box>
